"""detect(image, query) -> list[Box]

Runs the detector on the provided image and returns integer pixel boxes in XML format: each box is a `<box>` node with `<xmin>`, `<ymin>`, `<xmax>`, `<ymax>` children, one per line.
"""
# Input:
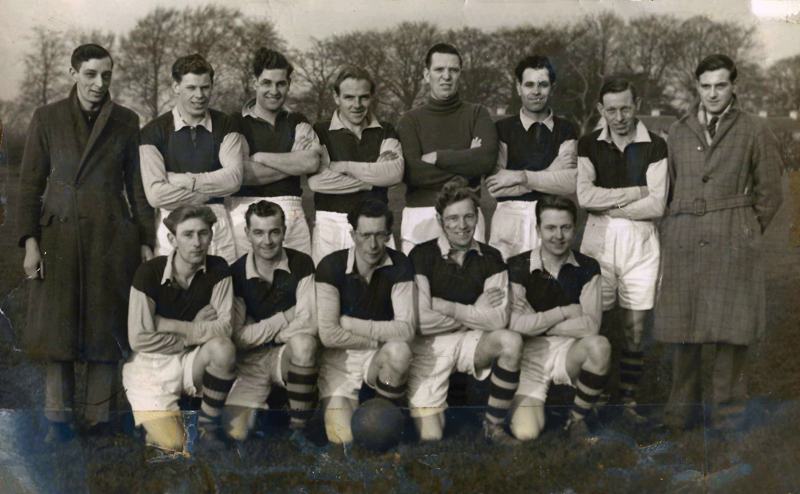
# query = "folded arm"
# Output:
<box><xmin>432</xmin><ymin>270</ymin><xmax>510</xmax><ymax>331</ymax></box>
<box><xmin>508</xmin><ymin>282</ymin><xmax>566</xmax><ymax>337</ymax></box>
<box><xmin>340</xmin><ymin>279</ymin><xmax>416</xmax><ymax>343</ymax></box>
<box><xmin>127</xmin><ymin>286</ymin><xmax>185</xmax><ymax>354</ymax></box>
<box><xmin>397</xmin><ymin>116</ymin><xmax>456</xmax><ymax>187</ymax></box>
<box><xmin>576</xmin><ymin>156</ymin><xmax>645</xmax><ymax>212</ymax></box>
<box><xmin>155</xmin><ymin>276</ymin><xmax>234</xmax><ymax>346</ymax></box>
<box><xmin>316</xmin><ymin>281</ymin><xmax>378</xmax><ymax>349</ymax></box>
<box><xmin>435</xmin><ymin>106</ymin><xmax>498</xmax><ymax>178</ymax></box>
<box><xmin>547</xmin><ymin>274</ymin><xmax>602</xmax><ymax>338</ymax></box>
<box><xmin>231</xmin><ymin>296</ymin><xmax>290</xmax><ymax>349</ymax></box>
<box><xmin>416</xmin><ymin>274</ymin><xmax>464</xmax><ymax>336</ymax></box>
<box><xmin>329</xmin><ymin>137</ymin><xmax>404</xmax><ymax>187</ymax></box>
<box><xmin>609</xmin><ymin>157</ymin><xmax>668</xmax><ymax>220</ymax></box>
<box><xmin>276</xmin><ymin>273</ymin><xmax>318</xmax><ymax>343</ymax></box>
<box><xmin>167</xmin><ymin>132</ymin><xmax>244</xmax><ymax>197</ymax></box>
<box><xmin>139</xmin><ymin>144</ymin><xmax>211</xmax><ymax>209</ymax></box>
<box><xmin>307</xmin><ymin>146</ymin><xmax>371</xmax><ymax>194</ymax></box>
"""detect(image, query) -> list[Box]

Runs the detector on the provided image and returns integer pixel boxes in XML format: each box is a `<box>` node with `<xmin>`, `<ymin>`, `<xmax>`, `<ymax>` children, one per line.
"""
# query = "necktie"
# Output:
<box><xmin>707</xmin><ymin>115</ymin><xmax>719</xmax><ymax>139</ymax></box>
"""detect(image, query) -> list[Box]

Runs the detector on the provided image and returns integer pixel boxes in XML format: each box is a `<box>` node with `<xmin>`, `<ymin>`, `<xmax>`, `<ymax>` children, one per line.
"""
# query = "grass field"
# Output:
<box><xmin>0</xmin><ymin>167</ymin><xmax>798</xmax><ymax>493</ymax></box>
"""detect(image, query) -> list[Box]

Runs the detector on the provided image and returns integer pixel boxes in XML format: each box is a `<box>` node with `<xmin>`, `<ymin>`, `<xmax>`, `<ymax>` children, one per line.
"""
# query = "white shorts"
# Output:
<box><xmin>155</xmin><ymin>203</ymin><xmax>238</xmax><ymax>265</ymax></box>
<box><xmin>227</xmin><ymin>196</ymin><xmax>311</xmax><ymax>258</ymax></box>
<box><xmin>407</xmin><ymin>330</ymin><xmax>491</xmax><ymax>417</ymax></box>
<box><xmin>401</xmin><ymin>206</ymin><xmax>486</xmax><ymax>255</ymax></box>
<box><xmin>580</xmin><ymin>215</ymin><xmax>660</xmax><ymax>311</ymax></box>
<box><xmin>489</xmin><ymin>200</ymin><xmax>540</xmax><ymax>260</ymax></box>
<box><xmin>312</xmin><ymin>211</ymin><xmax>397</xmax><ymax>264</ymax></box>
<box><xmin>122</xmin><ymin>347</ymin><xmax>201</xmax><ymax>424</ymax></box>
<box><xmin>516</xmin><ymin>336</ymin><xmax>576</xmax><ymax>402</ymax></box>
<box><xmin>225</xmin><ymin>345</ymin><xmax>287</xmax><ymax>409</ymax></box>
<box><xmin>318</xmin><ymin>348</ymin><xmax>378</xmax><ymax>401</ymax></box>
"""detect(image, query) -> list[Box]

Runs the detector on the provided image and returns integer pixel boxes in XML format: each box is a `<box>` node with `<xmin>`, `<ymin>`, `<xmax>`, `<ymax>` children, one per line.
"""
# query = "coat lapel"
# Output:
<box><xmin>75</xmin><ymin>97</ymin><xmax>114</xmax><ymax>182</ymax></box>
<box><xmin>681</xmin><ymin>109</ymin><xmax>707</xmax><ymax>150</ymax></box>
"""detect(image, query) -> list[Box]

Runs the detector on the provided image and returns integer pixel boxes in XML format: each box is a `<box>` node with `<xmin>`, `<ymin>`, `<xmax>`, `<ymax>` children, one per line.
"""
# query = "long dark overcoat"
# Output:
<box><xmin>653</xmin><ymin>101</ymin><xmax>783</xmax><ymax>345</ymax></box>
<box><xmin>16</xmin><ymin>87</ymin><xmax>155</xmax><ymax>362</ymax></box>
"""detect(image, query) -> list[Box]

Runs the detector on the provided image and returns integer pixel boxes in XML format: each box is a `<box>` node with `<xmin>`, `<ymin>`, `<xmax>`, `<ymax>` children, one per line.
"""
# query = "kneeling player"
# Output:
<box><xmin>316</xmin><ymin>199</ymin><xmax>416</xmax><ymax>445</ymax></box>
<box><xmin>408</xmin><ymin>177</ymin><xmax>522</xmax><ymax>445</ymax></box>
<box><xmin>123</xmin><ymin>206</ymin><xmax>236</xmax><ymax>453</ymax></box>
<box><xmin>223</xmin><ymin>200</ymin><xmax>319</xmax><ymax>442</ymax></box>
<box><xmin>507</xmin><ymin>196</ymin><xmax>609</xmax><ymax>441</ymax></box>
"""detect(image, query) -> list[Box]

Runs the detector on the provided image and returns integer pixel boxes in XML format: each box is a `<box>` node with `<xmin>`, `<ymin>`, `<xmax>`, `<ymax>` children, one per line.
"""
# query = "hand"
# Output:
<box><xmin>378</xmin><ymin>150</ymin><xmax>400</xmax><ymax>161</ymax></box>
<box><xmin>140</xmin><ymin>245</ymin><xmax>154</xmax><ymax>263</ymax></box>
<box><xmin>421</xmin><ymin>151</ymin><xmax>437</xmax><ymax>164</ymax></box>
<box><xmin>606</xmin><ymin>207</ymin><xmax>624</xmax><ymax>218</ymax></box>
<box><xmin>476</xmin><ymin>287</ymin><xmax>505</xmax><ymax>309</ymax></box>
<box><xmin>512</xmin><ymin>295</ymin><xmax>535</xmax><ymax>314</ymax></box>
<box><xmin>486</xmin><ymin>170</ymin><xmax>526</xmax><ymax>193</ymax></box>
<box><xmin>23</xmin><ymin>238</ymin><xmax>43</xmax><ymax>280</ymax></box>
<box><xmin>470</xmin><ymin>137</ymin><xmax>482</xmax><ymax>149</ymax></box>
<box><xmin>561</xmin><ymin>304</ymin><xmax>582</xmax><ymax>320</ymax></box>
<box><xmin>194</xmin><ymin>305</ymin><xmax>218</xmax><ymax>322</ymax></box>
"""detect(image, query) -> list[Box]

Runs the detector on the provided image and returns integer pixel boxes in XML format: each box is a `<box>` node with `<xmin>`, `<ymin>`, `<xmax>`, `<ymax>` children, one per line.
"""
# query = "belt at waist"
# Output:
<box><xmin>668</xmin><ymin>194</ymin><xmax>753</xmax><ymax>216</ymax></box>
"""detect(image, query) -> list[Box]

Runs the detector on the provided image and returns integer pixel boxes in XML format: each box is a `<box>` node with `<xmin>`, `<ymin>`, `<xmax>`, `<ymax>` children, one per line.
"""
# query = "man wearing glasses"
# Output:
<box><xmin>315</xmin><ymin>199</ymin><xmax>416</xmax><ymax>446</ymax></box>
<box><xmin>576</xmin><ymin>78</ymin><xmax>668</xmax><ymax>421</ymax></box>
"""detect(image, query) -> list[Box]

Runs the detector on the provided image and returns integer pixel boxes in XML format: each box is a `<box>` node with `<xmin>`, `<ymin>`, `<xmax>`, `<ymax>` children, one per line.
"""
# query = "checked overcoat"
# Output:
<box><xmin>653</xmin><ymin>100</ymin><xmax>783</xmax><ymax>345</ymax></box>
<box><xmin>16</xmin><ymin>86</ymin><xmax>155</xmax><ymax>362</ymax></box>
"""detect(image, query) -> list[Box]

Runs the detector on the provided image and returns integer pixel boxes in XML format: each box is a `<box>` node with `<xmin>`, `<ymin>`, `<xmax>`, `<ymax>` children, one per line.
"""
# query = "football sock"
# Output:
<box><xmin>571</xmin><ymin>368</ymin><xmax>609</xmax><ymax>421</ymax></box>
<box><xmin>287</xmin><ymin>362</ymin><xmax>318</xmax><ymax>429</ymax></box>
<box><xmin>485</xmin><ymin>361</ymin><xmax>520</xmax><ymax>425</ymax></box>
<box><xmin>619</xmin><ymin>350</ymin><xmax>644</xmax><ymax>404</ymax></box>
<box><xmin>199</xmin><ymin>370</ymin><xmax>235</xmax><ymax>426</ymax></box>
<box><xmin>376</xmin><ymin>378</ymin><xmax>407</xmax><ymax>406</ymax></box>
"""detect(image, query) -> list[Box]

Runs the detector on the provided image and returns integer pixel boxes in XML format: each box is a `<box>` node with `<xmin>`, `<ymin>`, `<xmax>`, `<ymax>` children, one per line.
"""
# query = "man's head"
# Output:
<box><xmin>515</xmin><ymin>55</ymin><xmax>556</xmax><ymax>115</ymax></box>
<box><xmin>69</xmin><ymin>44</ymin><xmax>113</xmax><ymax>109</ymax></box>
<box><xmin>244</xmin><ymin>200</ymin><xmax>287</xmax><ymax>262</ymax></box>
<box><xmin>332</xmin><ymin>66</ymin><xmax>375</xmax><ymax>128</ymax></box>
<box><xmin>424</xmin><ymin>43</ymin><xmax>462</xmax><ymax>101</ymax></box>
<box><xmin>695</xmin><ymin>54</ymin><xmax>737</xmax><ymax>116</ymax></box>
<box><xmin>348</xmin><ymin>199</ymin><xmax>393</xmax><ymax>267</ymax></box>
<box><xmin>164</xmin><ymin>205</ymin><xmax>217</xmax><ymax>266</ymax></box>
<box><xmin>597</xmin><ymin>77</ymin><xmax>640</xmax><ymax>138</ymax></box>
<box><xmin>252</xmin><ymin>48</ymin><xmax>293</xmax><ymax>114</ymax></box>
<box><xmin>435</xmin><ymin>176</ymin><xmax>479</xmax><ymax>250</ymax></box>
<box><xmin>172</xmin><ymin>54</ymin><xmax>214</xmax><ymax>120</ymax></box>
<box><xmin>535</xmin><ymin>195</ymin><xmax>577</xmax><ymax>258</ymax></box>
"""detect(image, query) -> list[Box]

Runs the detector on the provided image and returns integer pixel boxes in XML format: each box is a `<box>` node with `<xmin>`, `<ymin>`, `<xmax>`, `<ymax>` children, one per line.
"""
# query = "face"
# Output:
<box><xmin>352</xmin><ymin>215</ymin><xmax>391</xmax><ymax>267</ymax></box>
<box><xmin>254</xmin><ymin>68</ymin><xmax>290</xmax><ymax>114</ymax></box>
<box><xmin>537</xmin><ymin>209</ymin><xmax>575</xmax><ymax>258</ymax></box>
<box><xmin>597</xmin><ymin>88</ymin><xmax>639</xmax><ymax>137</ymax></box>
<box><xmin>517</xmin><ymin>68</ymin><xmax>552</xmax><ymax>114</ymax></box>
<box><xmin>173</xmin><ymin>72</ymin><xmax>213</xmax><ymax>119</ymax></box>
<box><xmin>70</xmin><ymin>57</ymin><xmax>113</xmax><ymax>108</ymax></box>
<box><xmin>334</xmin><ymin>78</ymin><xmax>372</xmax><ymax>127</ymax></box>
<box><xmin>246</xmin><ymin>214</ymin><xmax>285</xmax><ymax>262</ymax></box>
<box><xmin>168</xmin><ymin>218</ymin><xmax>213</xmax><ymax>266</ymax></box>
<box><xmin>439</xmin><ymin>198</ymin><xmax>478</xmax><ymax>250</ymax></box>
<box><xmin>424</xmin><ymin>53</ymin><xmax>461</xmax><ymax>100</ymax></box>
<box><xmin>697</xmin><ymin>68</ymin><xmax>735</xmax><ymax>116</ymax></box>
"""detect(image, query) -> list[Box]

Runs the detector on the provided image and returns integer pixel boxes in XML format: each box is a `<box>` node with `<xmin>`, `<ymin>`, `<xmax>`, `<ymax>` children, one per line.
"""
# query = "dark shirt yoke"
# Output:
<box><xmin>507</xmin><ymin>250</ymin><xmax>600</xmax><ymax>312</ymax></box>
<box><xmin>577</xmin><ymin>128</ymin><xmax>668</xmax><ymax>188</ymax></box>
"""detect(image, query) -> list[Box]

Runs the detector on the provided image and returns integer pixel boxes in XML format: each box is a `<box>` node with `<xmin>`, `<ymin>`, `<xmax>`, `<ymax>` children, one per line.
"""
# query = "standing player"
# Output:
<box><xmin>397</xmin><ymin>43</ymin><xmax>498</xmax><ymax>253</ymax></box>
<box><xmin>229</xmin><ymin>48</ymin><xmax>322</xmax><ymax>257</ymax></box>
<box><xmin>507</xmin><ymin>196</ymin><xmax>609</xmax><ymax>441</ymax></box>
<box><xmin>223</xmin><ymin>200</ymin><xmax>319</xmax><ymax>442</ymax></box>
<box><xmin>576</xmin><ymin>78</ymin><xmax>668</xmax><ymax>420</ymax></box>
<box><xmin>486</xmin><ymin>55</ymin><xmax>578</xmax><ymax>260</ymax></box>
<box><xmin>407</xmin><ymin>177</ymin><xmax>522</xmax><ymax>445</ymax></box>
<box><xmin>315</xmin><ymin>199</ymin><xmax>415</xmax><ymax>446</ymax></box>
<box><xmin>309</xmin><ymin>66</ymin><xmax>403</xmax><ymax>263</ymax></box>
<box><xmin>140</xmin><ymin>54</ymin><xmax>244</xmax><ymax>265</ymax></box>
<box><xmin>123</xmin><ymin>206</ymin><xmax>236</xmax><ymax>454</ymax></box>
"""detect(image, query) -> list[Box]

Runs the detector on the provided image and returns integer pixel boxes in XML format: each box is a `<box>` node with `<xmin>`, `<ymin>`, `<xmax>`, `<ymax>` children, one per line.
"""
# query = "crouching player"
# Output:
<box><xmin>507</xmin><ymin>196</ymin><xmax>610</xmax><ymax>441</ymax></box>
<box><xmin>123</xmin><ymin>206</ymin><xmax>236</xmax><ymax>453</ymax></box>
<box><xmin>315</xmin><ymin>199</ymin><xmax>416</xmax><ymax>445</ymax></box>
<box><xmin>223</xmin><ymin>200</ymin><xmax>318</xmax><ymax>442</ymax></box>
<box><xmin>407</xmin><ymin>177</ymin><xmax>522</xmax><ymax>445</ymax></box>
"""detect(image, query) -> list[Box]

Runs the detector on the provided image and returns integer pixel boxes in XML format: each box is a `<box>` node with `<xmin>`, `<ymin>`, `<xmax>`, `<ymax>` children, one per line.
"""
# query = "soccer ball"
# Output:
<box><xmin>350</xmin><ymin>398</ymin><xmax>404</xmax><ymax>452</ymax></box>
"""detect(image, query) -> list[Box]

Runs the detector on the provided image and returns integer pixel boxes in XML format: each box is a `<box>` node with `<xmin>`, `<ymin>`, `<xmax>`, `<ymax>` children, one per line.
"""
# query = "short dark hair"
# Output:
<box><xmin>244</xmin><ymin>200</ymin><xmax>286</xmax><ymax>229</ymax></box>
<box><xmin>425</xmin><ymin>43</ymin><xmax>462</xmax><ymax>68</ymax></box>
<box><xmin>535</xmin><ymin>195</ymin><xmax>577</xmax><ymax>225</ymax></box>
<box><xmin>514</xmin><ymin>55</ymin><xmax>556</xmax><ymax>84</ymax></box>
<box><xmin>435</xmin><ymin>176</ymin><xmax>479</xmax><ymax>216</ymax></box>
<box><xmin>71</xmin><ymin>44</ymin><xmax>113</xmax><ymax>71</ymax></box>
<box><xmin>348</xmin><ymin>199</ymin><xmax>394</xmax><ymax>231</ymax></box>
<box><xmin>598</xmin><ymin>77</ymin><xmax>637</xmax><ymax>103</ymax></box>
<box><xmin>695</xmin><ymin>54</ymin><xmax>737</xmax><ymax>83</ymax></box>
<box><xmin>163</xmin><ymin>205</ymin><xmax>217</xmax><ymax>235</ymax></box>
<box><xmin>332</xmin><ymin>65</ymin><xmax>376</xmax><ymax>95</ymax></box>
<box><xmin>252</xmin><ymin>47</ymin><xmax>293</xmax><ymax>79</ymax></box>
<box><xmin>172</xmin><ymin>53</ymin><xmax>214</xmax><ymax>83</ymax></box>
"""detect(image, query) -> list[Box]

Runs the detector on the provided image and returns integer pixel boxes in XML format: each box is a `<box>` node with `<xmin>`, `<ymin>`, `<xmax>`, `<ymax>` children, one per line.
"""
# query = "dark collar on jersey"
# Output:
<box><xmin>345</xmin><ymin>246</ymin><xmax>394</xmax><ymax>275</ymax></box>
<box><xmin>329</xmin><ymin>111</ymin><xmax>382</xmax><ymax>132</ymax></box>
<box><xmin>519</xmin><ymin>108</ymin><xmax>555</xmax><ymax>132</ymax></box>
<box><xmin>161</xmin><ymin>250</ymin><xmax>208</xmax><ymax>286</ymax></box>
<box><xmin>436</xmin><ymin>234</ymin><xmax>482</xmax><ymax>260</ymax></box>
<box><xmin>241</xmin><ymin>98</ymin><xmax>289</xmax><ymax>123</ymax></box>
<box><xmin>597</xmin><ymin>119</ymin><xmax>650</xmax><ymax>145</ymax></box>
<box><xmin>245</xmin><ymin>249</ymin><xmax>291</xmax><ymax>280</ymax></box>
<box><xmin>528</xmin><ymin>247</ymin><xmax>579</xmax><ymax>274</ymax></box>
<box><xmin>172</xmin><ymin>106</ymin><xmax>212</xmax><ymax>132</ymax></box>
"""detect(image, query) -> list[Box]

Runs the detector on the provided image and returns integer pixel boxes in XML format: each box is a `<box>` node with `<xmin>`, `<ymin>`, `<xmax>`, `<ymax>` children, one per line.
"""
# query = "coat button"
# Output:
<box><xmin>697</xmin><ymin>146</ymin><xmax>703</xmax><ymax>151</ymax></box>
<box><xmin>702</xmin><ymin>175</ymin><xmax>710</xmax><ymax>183</ymax></box>
<box><xmin>59</xmin><ymin>217</ymin><xmax>68</xmax><ymax>223</ymax></box>
<box><xmin>699</xmin><ymin>240</ymin><xmax>708</xmax><ymax>247</ymax></box>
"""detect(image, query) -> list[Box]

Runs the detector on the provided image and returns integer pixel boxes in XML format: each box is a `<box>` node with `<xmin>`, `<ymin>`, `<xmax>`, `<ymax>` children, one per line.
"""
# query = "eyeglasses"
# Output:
<box><xmin>602</xmin><ymin>107</ymin><xmax>635</xmax><ymax>118</ymax></box>
<box><xmin>354</xmin><ymin>231</ymin><xmax>392</xmax><ymax>242</ymax></box>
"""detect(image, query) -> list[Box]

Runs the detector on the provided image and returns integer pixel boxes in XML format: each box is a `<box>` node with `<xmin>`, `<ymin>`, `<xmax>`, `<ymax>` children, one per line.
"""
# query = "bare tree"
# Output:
<box><xmin>381</xmin><ymin>22</ymin><xmax>441</xmax><ymax>114</ymax></box>
<box><xmin>224</xmin><ymin>19</ymin><xmax>286</xmax><ymax>109</ymax></box>
<box><xmin>19</xmin><ymin>26</ymin><xmax>69</xmax><ymax>109</ymax></box>
<box><xmin>292</xmin><ymin>39</ymin><xmax>340</xmax><ymax>121</ymax></box>
<box><xmin>67</xmin><ymin>29</ymin><xmax>116</xmax><ymax>52</ymax></box>
<box><xmin>444</xmin><ymin>27</ymin><xmax>507</xmax><ymax>112</ymax></box>
<box><xmin>767</xmin><ymin>55</ymin><xmax>800</xmax><ymax>113</ymax></box>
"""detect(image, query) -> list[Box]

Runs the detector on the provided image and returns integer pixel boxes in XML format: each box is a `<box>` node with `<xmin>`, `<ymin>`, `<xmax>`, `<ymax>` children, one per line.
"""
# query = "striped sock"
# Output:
<box><xmin>199</xmin><ymin>370</ymin><xmax>235</xmax><ymax>426</ymax></box>
<box><xmin>376</xmin><ymin>379</ymin><xmax>407</xmax><ymax>406</ymax></box>
<box><xmin>571</xmin><ymin>368</ymin><xmax>609</xmax><ymax>421</ymax></box>
<box><xmin>287</xmin><ymin>362</ymin><xmax>318</xmax><ymax>430</ymax></box>
<box><xmin>485</xmin><ymin>362</ymin><xmax>520</xmax><ymax>425</ymax></box>
<box><xmin>619</xmin><ymin>350</ymin><xmax>644</xmax><ymax>404</ymax></box>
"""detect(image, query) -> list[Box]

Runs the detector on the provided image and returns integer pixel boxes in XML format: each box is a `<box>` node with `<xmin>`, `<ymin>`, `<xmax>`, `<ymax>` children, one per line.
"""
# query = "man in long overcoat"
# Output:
<box><xmin>16</xmin><ymin>44</ymin><xmax>154</xmax><ymax>440</ymax></box>
<box><xmin>654</xmin><ymin>54</ymin><xmax>783</xmax><ymax>432</ymax></box>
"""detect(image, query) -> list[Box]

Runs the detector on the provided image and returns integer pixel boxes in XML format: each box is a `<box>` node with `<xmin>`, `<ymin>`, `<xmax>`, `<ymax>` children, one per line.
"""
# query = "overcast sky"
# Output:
<box><xmin>1</xmin><ymin>0</ymin><xmax>799</xmax><ymax>100</ymax></box>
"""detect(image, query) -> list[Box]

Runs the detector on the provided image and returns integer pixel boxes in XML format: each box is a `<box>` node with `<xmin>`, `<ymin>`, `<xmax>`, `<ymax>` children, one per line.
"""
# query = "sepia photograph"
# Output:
<box><xmin>0</xmin><ymin>0</ymin><xmax>799</xmax><ymax>491</ymax></box>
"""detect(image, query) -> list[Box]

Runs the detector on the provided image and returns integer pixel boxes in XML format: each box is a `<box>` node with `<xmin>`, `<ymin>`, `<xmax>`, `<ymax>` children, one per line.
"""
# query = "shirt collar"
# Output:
<box><xmin>245</xmin><ymin>249</ymin><xmax>291</xmax><ymax>280</ymax></box>
<box><xmin>597</xmin><ymin>119</ymin><xmax>651</xmax><ymax>145</ymax></box>
<box><xmin>528</xmin><ymin>247</ymin><xmax>579</xmax><ymax>273</ymax></box>
<box><xmin>345</xmin><ymin>246</ymin><xmax>394</xmax><ymax>275</ymax></box>
<box><xmin>329</xmin><ymin>111</ymin><xmax>382</xmax><ymax>132</ymax></box>
<box><xmin>519</xmin><ymin>108</ymin><xmax>554</xmax><ymax>132</ymax></box>
<box><xmin>436</xmin><ymin>234</ymin><xmax>482</xmax><ymax>259</ymax></box>
<box><xmin>161</xmin><ymin>250</ymin><xmax>207</xmax><ymax>286</ymax></box>
<box><xmin>241</xmin><ymin>98</ymin><xmax>287</xmax><ymax>123</ymax></box>
<box><xmin>698</xmin><ymin>97</ymin><xmax>735</xmax><ymax>126</ymax></box>
<box><xmin>172</xmin><ymin>106</ymin><xmax>213</xmax><ymax>132</ymax></box>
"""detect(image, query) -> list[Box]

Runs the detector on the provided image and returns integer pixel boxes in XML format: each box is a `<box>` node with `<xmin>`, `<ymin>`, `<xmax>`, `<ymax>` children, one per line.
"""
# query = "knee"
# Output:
<box><xmin>497</xmin><ymin>330</ymin><xmax>523</xmax><ymax>360</ymax></box>
<box><xmin>205</xmin><ymin>337</ymin><xmax>236</xmax><ymax>368</ymax></box>
<box><xmin>586</xmin><ymin>335</ymin><xmax>611</xmax><ymax>366</ymax></box>
<box><xmin>383</xmin><ymin>341</ymin><xmax>412</xmax><ymax>372</ymax></box>
<box><xmin>288</xmin><ymin>334</ymin><xmax>318</xmax><ymax>365</ymax></box>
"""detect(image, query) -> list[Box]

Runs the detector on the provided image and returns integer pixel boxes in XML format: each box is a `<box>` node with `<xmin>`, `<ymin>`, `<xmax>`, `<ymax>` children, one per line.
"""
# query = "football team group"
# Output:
<box><xmin>16</xmin><ymin>39</ymin><xmax>783</xmax><ymax>457</ymax></box>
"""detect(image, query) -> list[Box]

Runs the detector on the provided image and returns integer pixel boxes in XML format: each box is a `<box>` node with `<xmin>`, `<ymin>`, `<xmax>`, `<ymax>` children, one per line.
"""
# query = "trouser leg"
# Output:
<box><xmin>664</xmin><ymin>343</ymin><xmax>702</xmax><ymax>429</ymax></box>
<box><xmin>45</xmin><ymin>361</ymin><xmax>75</xmax><ymax>423</ymax></box>
<box><xmin>711</xmin><ymin>343</ymin><xmax>748</xmax><ymax>431</ymax></box>
<box><xmin>84</xmin><ymin>362</ymin><xmax>116</xmax><ymax>425</ymax></box>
